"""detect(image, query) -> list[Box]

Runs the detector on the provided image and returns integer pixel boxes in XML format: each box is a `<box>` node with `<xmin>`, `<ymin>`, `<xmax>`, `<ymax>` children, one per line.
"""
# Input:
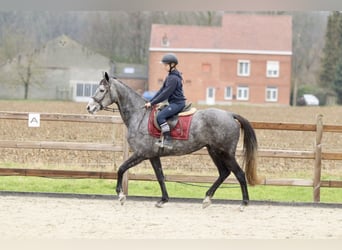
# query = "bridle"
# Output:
<box><xmin>91</xmin><ymin>77</ymin><xmax>147</xmax><ymax>114</ymax></box>
<box><xmin>91</xmin><ymin>77</ymin><xmax>149</xmax><ymax>134</ymax></box>
<box><xmin>91</xmin><ymin>82</ymin><xmax>119</xmax><ymax>113</ymax></box>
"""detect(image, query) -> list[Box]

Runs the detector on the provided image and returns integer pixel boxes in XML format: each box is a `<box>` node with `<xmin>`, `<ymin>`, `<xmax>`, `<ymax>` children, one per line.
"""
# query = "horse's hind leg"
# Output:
<box><xmin>203</xmin><ymin>148</ymin><xmax>231</xmax><ymax>208</ymax></box>
<box><xmin>228</xmin><ymin>157</ymin><xmax>249</xmax><ymax>210</ymax></box>
<box><xmin>150</xmin><ymin>157</ymin><xmax>169</xmax><ymax>208</ymax></box>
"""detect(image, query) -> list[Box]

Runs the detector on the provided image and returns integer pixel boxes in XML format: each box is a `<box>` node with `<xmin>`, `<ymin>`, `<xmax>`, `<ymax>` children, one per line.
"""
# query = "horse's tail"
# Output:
<box><xmin>233</xmin><ymin>114</ymin><xmax>260</xmax><ymax>186</ymax></box>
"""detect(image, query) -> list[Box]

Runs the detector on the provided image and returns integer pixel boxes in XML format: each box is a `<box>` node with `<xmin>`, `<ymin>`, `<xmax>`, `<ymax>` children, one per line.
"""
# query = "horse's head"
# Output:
<box><xmin>87</xmin><ymin>72</ymin><xmax>116</xmax><ymax>114</ymax></box>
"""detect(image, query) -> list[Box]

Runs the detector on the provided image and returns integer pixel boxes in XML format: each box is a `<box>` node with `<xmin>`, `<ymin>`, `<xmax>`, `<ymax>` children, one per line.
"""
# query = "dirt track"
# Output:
<box><xmin>0</xmin><ymin>194</ymin><xmax>341</xmax><ymax>239</ymax></box>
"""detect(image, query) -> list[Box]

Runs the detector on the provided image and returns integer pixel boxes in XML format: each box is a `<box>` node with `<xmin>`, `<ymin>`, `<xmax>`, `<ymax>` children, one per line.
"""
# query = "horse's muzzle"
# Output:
<box><xmin>86</xmin><ymin>99</ymin><xmax>100</xmax><ymax>114</ymax></box>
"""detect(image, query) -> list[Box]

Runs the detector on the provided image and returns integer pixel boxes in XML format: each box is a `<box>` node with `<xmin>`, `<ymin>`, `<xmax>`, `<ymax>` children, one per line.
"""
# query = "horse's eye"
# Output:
<box><xmin>99</xmin><ymin>89</ymin><xmax>105</xmax><ymax>93</ymax></box>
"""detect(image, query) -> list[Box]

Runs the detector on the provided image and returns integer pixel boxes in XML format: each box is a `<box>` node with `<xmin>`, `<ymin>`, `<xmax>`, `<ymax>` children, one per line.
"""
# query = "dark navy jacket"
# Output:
<box><xmin>150</xmin><ymin>69</ymin><xmax>186</xmax><ymax>106</ymax></box>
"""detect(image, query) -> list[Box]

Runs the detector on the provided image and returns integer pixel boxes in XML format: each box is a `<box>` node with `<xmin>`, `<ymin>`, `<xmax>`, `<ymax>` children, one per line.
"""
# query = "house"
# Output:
<box><xmin>0</xmin><ymin>35</ymin><xmax>113</xmax><ymax>102</ymax></box>
<box><xmin>0</xmin><ymin>35</ymin><xmax>147</xmax><ymax>102</ymax></box>
<box><xmin>148</xmin><ymin>14</ymin><xmax>292</xmax><ymax>105</ymax></box>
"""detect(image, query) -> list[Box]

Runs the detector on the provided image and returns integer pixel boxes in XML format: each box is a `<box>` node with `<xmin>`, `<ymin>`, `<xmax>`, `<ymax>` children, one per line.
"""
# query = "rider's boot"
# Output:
<box><xmin>155</xmin><ymin>122</ymin><xmax>173</xmax><ymax>149</ymax></box>
<box><xmin>162</xmin><ymin>131</ymin><xmax>173</xmax><ymax>149</ymax></box>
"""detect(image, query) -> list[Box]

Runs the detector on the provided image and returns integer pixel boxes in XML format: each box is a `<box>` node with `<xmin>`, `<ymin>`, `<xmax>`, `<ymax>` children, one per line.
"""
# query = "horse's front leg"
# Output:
<box><xmin>116</xmin><ymin>153</ymin><xmax>145</xmax><ymax>205</ymax></box>
<box><xmin>150</xmin><ymin>157</ymin><xmax>169</xmax><ymax>208</ymax></box>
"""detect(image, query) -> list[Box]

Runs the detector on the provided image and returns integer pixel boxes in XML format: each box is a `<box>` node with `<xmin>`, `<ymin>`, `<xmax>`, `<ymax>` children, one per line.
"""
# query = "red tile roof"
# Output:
<box><xmin>150</xmin><ymin>14</ymin><xmax>292</xmax><ymax>54</ymax></box>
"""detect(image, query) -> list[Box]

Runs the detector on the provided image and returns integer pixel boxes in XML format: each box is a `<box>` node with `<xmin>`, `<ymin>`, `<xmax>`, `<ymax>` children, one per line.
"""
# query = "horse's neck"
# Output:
<box><xmin>113</xmin><ymin>81</ymin><xmax>145</xmax><ymax>128</ymax></box>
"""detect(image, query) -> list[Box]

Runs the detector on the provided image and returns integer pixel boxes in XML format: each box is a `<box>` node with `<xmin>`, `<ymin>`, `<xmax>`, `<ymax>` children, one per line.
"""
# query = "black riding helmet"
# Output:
<box><xmin>161</xmin><ymin>53</ymin><xmax>178</xmax><ymax>72</ymax></box>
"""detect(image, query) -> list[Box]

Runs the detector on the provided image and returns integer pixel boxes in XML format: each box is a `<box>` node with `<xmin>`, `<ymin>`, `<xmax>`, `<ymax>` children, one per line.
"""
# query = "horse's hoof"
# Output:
<box><xmin>202</xmin><ymin>196</ymin><xmax>212</xmax><ymax>209</ymax></box>
<box><xmin>118</xmin><ymin>192</ymin><xmax>126</xmax><ymax>205</ymax></box>
<box><xmin>155</xmin><ymin>200</ymin><xmax>167</xmax><ymax>208</ymax></box>
<box><xmin>239</xmin><ymin>201</ymin><xmax>248</xmax><ymax>212</ymax></box>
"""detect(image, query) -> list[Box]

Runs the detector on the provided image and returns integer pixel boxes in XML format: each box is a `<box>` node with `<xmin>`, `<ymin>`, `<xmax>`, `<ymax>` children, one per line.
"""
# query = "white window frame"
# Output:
<box><xmin>224</xmin><ymin>86</ymin><xmax>233</xmax><ymax>100</ymax></box>
<box><xmin>266</xmin><ymin>61</ymin><xmax>280</xmax><ymax>78</ymax></box>
<box><xmin>76</xmin><ymin>82</ymin><xmax>98</xmax><ymax>98</ymax></box>
<box><xmin>72</xmin><ymin>80</ymin><xmax>98</xmax><ymax>102</ymax></box>
<box><xmin>206</xmin><ymin>87</ymin><xmax>216</xmax><ymax>105</ymax></box>
<box><xmin>266</xmin><ymin>86</ymin><xmax>278</xmax><ymax>102</ymax></box>
<box><xmin>237</xmin><ymin>86</ymin><xmax>249</xmax><ymax>101</ymax></box>
<box><xmin>237</xmin><ymin>60</ymin><xmax>250</xmax><ymax>77</ymax></box>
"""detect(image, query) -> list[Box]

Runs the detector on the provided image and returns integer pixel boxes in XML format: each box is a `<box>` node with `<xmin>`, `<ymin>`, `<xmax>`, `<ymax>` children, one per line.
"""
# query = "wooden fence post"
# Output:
<box><xmin>313</xmin><ymin>114</ymin><xmax>323</xmax><ymax>202</ymax></box>
<box><xmin>122</xmin><ymin>126</ymin><xmax>129</xmax><ymax>195</ymax></box>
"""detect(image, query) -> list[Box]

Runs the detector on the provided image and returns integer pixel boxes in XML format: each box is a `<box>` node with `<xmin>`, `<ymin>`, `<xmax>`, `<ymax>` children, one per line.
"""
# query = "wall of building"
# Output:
<box><xmin>148</xmin><ymin>51</ymin><xmax>291</xmax><ymax>105</ymax></box>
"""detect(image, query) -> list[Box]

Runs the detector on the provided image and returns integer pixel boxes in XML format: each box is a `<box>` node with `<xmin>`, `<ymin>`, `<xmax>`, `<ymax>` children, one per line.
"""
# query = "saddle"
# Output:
<box><xmin>153</xmin><ymin>102</ymin><xmax>197</xmax><ymax>130</ymax></box>
<box><xmin>148</xmin><ymin>103</ymin><xmax>196</xmax><ymax>140</ymax></box>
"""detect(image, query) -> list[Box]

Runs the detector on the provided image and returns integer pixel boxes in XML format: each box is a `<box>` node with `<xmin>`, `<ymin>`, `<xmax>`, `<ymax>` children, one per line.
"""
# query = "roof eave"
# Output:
<box><xmin>149</xmin><ymin>47</ymin><xmax>292</xmax><ymax>56</ymax></box>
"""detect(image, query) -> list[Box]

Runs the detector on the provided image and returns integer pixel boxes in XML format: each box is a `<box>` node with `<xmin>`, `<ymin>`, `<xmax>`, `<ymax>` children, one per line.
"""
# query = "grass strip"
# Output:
<box><xmin>0</xmin><ymin>176</ymin><xmax>341</xmax><ymax>203</ymax></box>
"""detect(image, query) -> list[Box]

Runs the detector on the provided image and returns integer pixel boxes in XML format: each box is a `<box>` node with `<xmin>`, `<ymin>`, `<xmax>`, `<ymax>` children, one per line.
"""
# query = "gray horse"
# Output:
<box><xmin>87</xmin><ymin>72</ymin><xmax>259</xmax><ymax>209</ymax></box>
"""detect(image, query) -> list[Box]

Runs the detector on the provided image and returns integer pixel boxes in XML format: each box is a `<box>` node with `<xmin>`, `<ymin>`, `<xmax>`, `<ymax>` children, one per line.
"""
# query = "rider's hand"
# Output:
<box><xmin>144</xmin><ymin>102</ymin><xmax>152</xmax><ymax>109</ymax></box>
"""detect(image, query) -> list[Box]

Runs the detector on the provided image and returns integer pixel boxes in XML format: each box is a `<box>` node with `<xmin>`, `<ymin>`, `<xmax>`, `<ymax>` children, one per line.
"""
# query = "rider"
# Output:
<box><xmin>144</xmin><ymin>53</ymin><xmax>186</xmax><ymax>149</ymax></box>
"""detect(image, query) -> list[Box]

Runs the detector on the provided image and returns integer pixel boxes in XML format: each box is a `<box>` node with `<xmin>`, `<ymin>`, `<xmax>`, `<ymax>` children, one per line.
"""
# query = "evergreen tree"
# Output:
<box><xmin>319</xmin><ymin>11</ymin><xmax>341</xmax><ymax>89</ymax></box>
<box><xmin>333</xmin><ymin>57</ymin><xmax>342</xmax><ymax>104</ymax></box>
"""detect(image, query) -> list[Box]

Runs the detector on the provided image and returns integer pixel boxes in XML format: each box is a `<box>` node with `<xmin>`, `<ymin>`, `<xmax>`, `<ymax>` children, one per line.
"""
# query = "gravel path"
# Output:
<box><xmin>0</xmin><ymin>194</ymin><xmax>341</xmax><ymax>239</ymax></box>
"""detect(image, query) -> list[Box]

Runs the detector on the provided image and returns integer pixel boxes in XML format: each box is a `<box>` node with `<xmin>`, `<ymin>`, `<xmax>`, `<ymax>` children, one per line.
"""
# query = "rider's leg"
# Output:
<box><xmin>159</xmin><ymin>122</ymin><xmax>172</xmax><ymax>149</ymax></box>
<box><xmin>156</xmin><ymin>103</ymin><xmax>185</xmax><ymax>149</ymax></box>
<box><xmin>155</xmin><ymin>110</ymin><xmax>172</xmax><ymax>148</ymax></box>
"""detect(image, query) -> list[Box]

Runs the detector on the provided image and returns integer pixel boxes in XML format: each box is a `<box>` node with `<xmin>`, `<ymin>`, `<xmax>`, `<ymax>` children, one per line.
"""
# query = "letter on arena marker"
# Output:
<box><xmin>28</xmin><ymin>113</ymin><xmax>40</xmax><ymax>127</ymax></box>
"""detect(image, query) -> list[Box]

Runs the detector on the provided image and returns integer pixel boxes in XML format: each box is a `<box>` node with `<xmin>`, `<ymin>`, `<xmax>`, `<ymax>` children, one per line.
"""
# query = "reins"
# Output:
<box><xmin>103</xmin><ymin>106</ymin><xmax>119</xmax><ymax>112</ymax></box>
<box><xmin>102</xmin><ymin>105</ymin><xmax>146</xmax><ymax>113</ymax></box>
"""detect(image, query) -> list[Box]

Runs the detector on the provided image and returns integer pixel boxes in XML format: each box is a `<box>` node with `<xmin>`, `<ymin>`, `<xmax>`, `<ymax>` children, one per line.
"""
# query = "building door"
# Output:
<box><xmin>206</xmin><ymin>87</ymin><xmax>215</xmax><ymax>105</ymax></box>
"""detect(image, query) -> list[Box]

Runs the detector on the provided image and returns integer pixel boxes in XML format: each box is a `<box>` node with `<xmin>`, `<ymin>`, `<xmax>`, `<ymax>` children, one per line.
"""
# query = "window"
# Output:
<box><xmin>237</xmin><ymin>86</ymin><xmax>249</xmax><ymax>101</ymax></box>
<box><xmin>92</xmin><ymin>84</ymin><xmax>98</xmax><ymax>94</ymax></box>
<box><xmin>202</xmin><ymin>63</ymin><xmax>211</xmax><ymax>73</ymax></box>
<box><xmin>124</xmin><ymin>67</ymin><xmax>135</xmax><ymax>74</ymax></box>
<box><xmin>237</xmin><ymin>60</ymin><xmax>250</xmax><ymax>76</ymax></box>
<box><xmin>76</xmin><ymin>83</ymin><xmax>98</xmax><ymax>97</ymax></box>
<box><xmin>207</xmin><ymin>87</ymin><xmax>215</xmax><ymax>98</ymax></box>
<box><xmin>161</xmin><ymin>33</ymin><xmax>170</xmax><ymax>47</ymax></box>
<box><xmin>224</xmin><ymin>86</ymin><xmax>233</xmax><ymax>100</ymax></box>
<box><xmin>266</xmin><ymin>86</ymin><xmax>278</xmax><ymax>102</ymax></box>
<box><xmin>84</xmin><ymin>84</ymin><xmax>92</xmax><ymax>96</ymax></box>
<box><xmin>76</xmin><ymin>84</ymin><xmax>83</xmax><ymax>97</ymax></box>
<box><xmin>266</xmin><ymin>61</ymin><xmax>279</xmax><ymax>77</ymax></box>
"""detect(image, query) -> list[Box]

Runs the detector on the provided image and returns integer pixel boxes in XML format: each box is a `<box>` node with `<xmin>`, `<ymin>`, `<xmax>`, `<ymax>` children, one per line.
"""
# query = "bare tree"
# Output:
<box><xmin>17</xmin><ymin>52</ymin><xmax>45</xmax><ymax>99</ymax></box>
<box><xmin>0</xmin><ymin>29</ymin><xmax>44</xmax><ymax>99</ymax></box>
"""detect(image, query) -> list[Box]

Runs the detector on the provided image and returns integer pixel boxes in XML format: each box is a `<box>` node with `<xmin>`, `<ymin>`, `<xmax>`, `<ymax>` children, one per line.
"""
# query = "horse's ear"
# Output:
<box><xmin>104</xmin><ymin>72</ymin><xmax>110</xmax><ymax>82</ymax></box>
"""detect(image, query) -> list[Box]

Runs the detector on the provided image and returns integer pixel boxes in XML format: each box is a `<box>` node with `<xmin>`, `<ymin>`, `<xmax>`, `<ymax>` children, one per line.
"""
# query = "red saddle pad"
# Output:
<box><xmin>148</xmin><ymin>108</ymin><xmax>193</xmax><ymax>140</ymax></box>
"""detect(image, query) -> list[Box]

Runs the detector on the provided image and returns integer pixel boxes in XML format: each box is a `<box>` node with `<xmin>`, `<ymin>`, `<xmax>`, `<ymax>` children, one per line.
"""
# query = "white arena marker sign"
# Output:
<box><xmin>28</xmin><ymin>113</ymin><xmax>40</xmax><ymax>127</ymax></box>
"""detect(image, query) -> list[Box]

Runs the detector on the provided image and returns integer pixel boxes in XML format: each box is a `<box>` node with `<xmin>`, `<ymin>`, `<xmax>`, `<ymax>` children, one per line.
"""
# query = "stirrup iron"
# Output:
<box><xmin>155</xmin><ymin>136</ymin><xmax>173</xmax><ymax>149</ymax></box>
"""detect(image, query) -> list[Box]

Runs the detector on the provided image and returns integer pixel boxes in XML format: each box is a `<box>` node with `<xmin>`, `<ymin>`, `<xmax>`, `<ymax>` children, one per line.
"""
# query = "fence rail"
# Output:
<box><xmin>1</xmin><ymin>111</ymin><xmax>342</xmax><ymax>202</ymax></box>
